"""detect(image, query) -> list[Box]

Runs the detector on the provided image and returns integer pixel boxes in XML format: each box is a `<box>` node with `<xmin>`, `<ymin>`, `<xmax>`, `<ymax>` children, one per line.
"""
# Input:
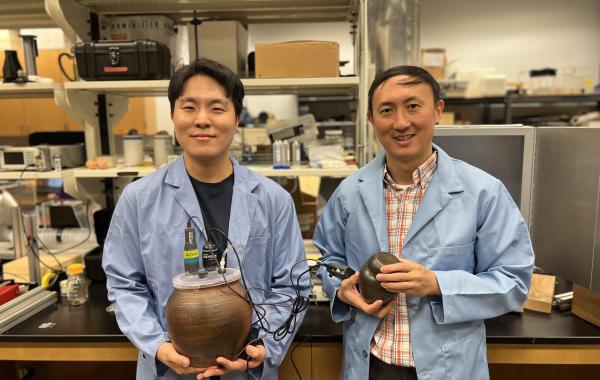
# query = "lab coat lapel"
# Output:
<box><xmin>227</xmin><ymin>159</ymin><xmax>258</xmax><ymax>258</ymax></box>
<box><xmin>357</xmin><ymin>154</ymin><xmax>388</xmax><ymax>252</ymax></box>
<box><xmin>403</xmin><ymin>146</ymin><xmax>463</xmax><ymax>246</ymax></box>
<box><xmin>165</xmin><ymin>156</ymin><xmax>206</xmax><ymax>237</ymax></box>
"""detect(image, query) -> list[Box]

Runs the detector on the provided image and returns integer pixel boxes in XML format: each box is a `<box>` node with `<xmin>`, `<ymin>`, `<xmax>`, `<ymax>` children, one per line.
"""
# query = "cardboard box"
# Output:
<box><xmin>439</xmin><ymin>112</ymin><xmax>455</xmax><ymax>125</ymax></box>
<box><xmin>421</xmin><ymin>48</ymin><xmax>446</xmax><ymax>80</ymax></box>
<box><xmin>189</xmin><ymin>20</ymin><xmax>248</xmax><ymax>76</ymax></box>
<box><xmin>255</xmin><ymin>41</ymin><xmax>339</xmax><ymax>78</ymax></box>
<box><xmin>280</xmin><ymin>177</ymin><xmax>319</xmax><ymax>239</ymax></box>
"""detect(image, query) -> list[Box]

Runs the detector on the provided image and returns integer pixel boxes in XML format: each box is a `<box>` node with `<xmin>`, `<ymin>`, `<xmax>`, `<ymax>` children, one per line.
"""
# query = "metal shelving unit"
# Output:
<box><xmin>0</xmin><ymin>169</ymin><xmax>74</xmax><ymax>180</ymax></box>
<box><xmin>71</xmin><ymin>164</ymin><xmax>358</xmax><ymax>179</ymax></box>
<box><xmin>63</xmin><ymin>77</ymin><xmax>359</xmax><ymax>97</ymax></box>
<box><xmin>1</xmin><ymin>0</ymin><xmax>367</xmax><ymax>205</ymax></box>
<box><xmin>444</xmin><ymin>94</ymin><xmax>600</xmax><ymax>124</ymax></box>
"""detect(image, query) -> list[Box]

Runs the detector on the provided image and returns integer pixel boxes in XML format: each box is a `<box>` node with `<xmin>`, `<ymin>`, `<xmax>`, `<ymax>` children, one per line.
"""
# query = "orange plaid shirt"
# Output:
<box><xmin>370</xmin><ymin>151</ymin><xmax>438</xmax><ymax>367</ymax></box>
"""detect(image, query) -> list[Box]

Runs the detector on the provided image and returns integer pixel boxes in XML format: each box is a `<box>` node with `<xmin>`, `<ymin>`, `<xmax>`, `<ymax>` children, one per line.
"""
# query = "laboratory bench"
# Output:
<box><xmin>0</xmin><ymin>283</ymin><xmax>599</xmax><ymax>380</ymax></box>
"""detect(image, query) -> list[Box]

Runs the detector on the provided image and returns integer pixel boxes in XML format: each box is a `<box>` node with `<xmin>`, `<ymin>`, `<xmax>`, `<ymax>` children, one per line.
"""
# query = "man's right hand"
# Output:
<box><xmin>156</xmin><ymin>342</ymin><xmax>218</xmax><ymax>376</ymax></box>
<box><xmin>335</xmin><ymin>272</ymin><xmax>394</xmax><ymax>319</ymax></box>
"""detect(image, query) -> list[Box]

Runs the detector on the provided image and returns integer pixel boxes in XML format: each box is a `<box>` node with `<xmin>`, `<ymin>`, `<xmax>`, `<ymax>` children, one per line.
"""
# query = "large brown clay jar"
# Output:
<box><xmin>165</xmin><ymin>272</ymin><xmax>253</xmax><ymax>367</ymax></box>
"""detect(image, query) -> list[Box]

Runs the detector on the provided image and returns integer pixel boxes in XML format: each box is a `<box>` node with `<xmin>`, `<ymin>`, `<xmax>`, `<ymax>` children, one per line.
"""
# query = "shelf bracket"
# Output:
<box><xmin>45</xmin><ymin>0</ymin><xmax>92</xmax><ymax>42</ymax></box>
<box><xmin>62</xmin><ymin>171</ymin><xmax>106</xmax><ymax>210</ymax></box>
<box><xmin>54</xmin><ymin>87</ymin><xmax>128</xmax><ymax>160</ymax></box>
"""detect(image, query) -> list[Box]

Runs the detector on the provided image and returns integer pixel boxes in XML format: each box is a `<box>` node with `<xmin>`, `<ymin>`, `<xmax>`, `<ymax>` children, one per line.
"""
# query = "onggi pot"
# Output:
<box><xmin>165</xmin><ymin>269</ymin><xmax>252</xmax><ymax>366</ymax></box>
<box><xmin>358</xmin><ymin>251</ymin><xmax>400</xmax><ymax>304</ymax></box>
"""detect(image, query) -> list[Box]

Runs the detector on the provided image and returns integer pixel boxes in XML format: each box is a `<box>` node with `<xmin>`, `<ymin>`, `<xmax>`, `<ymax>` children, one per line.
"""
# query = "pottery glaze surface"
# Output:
<box><xmin>165</xmin><ymin>270</ymin><xmax>252</xmax><ymax>366</ymax></box>
<box><xmin>358</xmin><ymin>251</ymin><xmax>400</xmax><ymax>304</ymax></box>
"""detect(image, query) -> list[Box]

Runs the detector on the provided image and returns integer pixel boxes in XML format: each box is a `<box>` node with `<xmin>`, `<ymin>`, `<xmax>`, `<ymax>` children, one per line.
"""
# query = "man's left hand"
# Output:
<box><xmin>197</xmin><ymin>344</ymin><xmax>266</xmax><ymax>379</ymax></box>
<box><xmin>376</xmin><ymin>259</ymin><xmax>441</xmax><ymax>297</ymax></box>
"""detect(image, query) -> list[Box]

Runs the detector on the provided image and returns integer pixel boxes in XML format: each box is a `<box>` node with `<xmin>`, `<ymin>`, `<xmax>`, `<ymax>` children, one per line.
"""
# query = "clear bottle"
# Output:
<box><xmin>272</xmin><ymin>140</ymin><xmax>282</xmax><ymax>168</ymax></box>
<box><xmin>292</xmin><ymin>140</ymin><xmax>301</xmax><ymax>167</ymax></box>
<box><xmin>66</xmin><ymin>263</ymin><xmax>89</xmax><ymax>306</ymax></box>
<box><xmin>281</xmin><ymin>140</ymin><xmax>290</xmax><ymax>169</ymax></box>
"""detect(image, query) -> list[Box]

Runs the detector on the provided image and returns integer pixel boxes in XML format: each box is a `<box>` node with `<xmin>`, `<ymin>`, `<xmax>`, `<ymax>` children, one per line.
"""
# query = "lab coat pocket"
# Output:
<box><xmin>427</xmin><ymin>241</ymin><xmax>476</xmax><ymax>273</ymax></box>
<box><xmin>441</xmin><ymin>323</ymin><xmax>489</xmax><ymax>380</ymax></box>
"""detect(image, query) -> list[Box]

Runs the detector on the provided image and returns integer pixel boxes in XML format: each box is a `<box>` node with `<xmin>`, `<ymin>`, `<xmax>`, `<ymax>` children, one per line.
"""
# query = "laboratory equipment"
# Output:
<box><xmin>65</xmin><ymin>263</ymin><xmax>89</xmax><ymax>306</ymax></box>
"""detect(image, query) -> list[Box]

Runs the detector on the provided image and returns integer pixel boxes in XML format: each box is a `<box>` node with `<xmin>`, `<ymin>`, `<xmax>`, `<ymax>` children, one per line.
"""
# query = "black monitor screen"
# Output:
<box><xmin>49</xmin><ymin>205</ymin><xmax>80</xmax><ymax>229</ymax></box>
<box><xmin>3</xmin><ymin>152</ymin><xmax>25</xmax><ymax>165</ymax></box>
<box><xmin>433</xmin><ymin>135</ymin><xmax>524</xmax><ymax>207</ymax></box>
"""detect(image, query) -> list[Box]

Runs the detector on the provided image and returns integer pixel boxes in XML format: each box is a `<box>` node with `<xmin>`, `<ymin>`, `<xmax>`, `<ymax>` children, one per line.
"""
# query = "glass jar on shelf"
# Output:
<box><xmin>324</xmin><ymin>130</ymin><xmax>344</xmax><ymax>146</ymax></box>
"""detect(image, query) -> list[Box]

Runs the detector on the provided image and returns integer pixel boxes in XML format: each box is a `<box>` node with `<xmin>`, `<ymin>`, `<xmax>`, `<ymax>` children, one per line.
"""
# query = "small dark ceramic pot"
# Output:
<box><xmin>358</xmin><ymin>251</ymin><xmax>400</xmax><ymax>304</ymax></box>
<box><xmin>166</xmin><ymin>271</ymin><xmax>252</xmax><ymax>367</ymax></box>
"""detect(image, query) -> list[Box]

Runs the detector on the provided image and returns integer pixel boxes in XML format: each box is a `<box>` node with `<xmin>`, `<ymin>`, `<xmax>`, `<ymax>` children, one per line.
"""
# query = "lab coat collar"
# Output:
<box><xmin>165</xmin><ymin>156</ymin><xmax>259</xmax><ymax>252</ymax></box>
<box><xmin>357</xmin><ymin>144</ymin><xmax>464</xmax><ymax>251</ymax></box>
<box><xmin>403</xmin><ymin>144</ymin><xmax>463</xmax><ymax>245</ymax></box>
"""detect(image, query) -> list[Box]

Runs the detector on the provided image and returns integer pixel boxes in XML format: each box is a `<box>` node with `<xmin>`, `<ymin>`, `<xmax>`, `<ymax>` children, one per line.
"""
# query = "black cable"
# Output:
<box><xmin>290</xmin><ymin>336</ymin><xmax>311</xmax><ymax>380</ymax></box>
<box><xmin>210</xmin><ymin>226</ymin><xmax>311</xmax><ymax>343</ymax></box>
<box><xmin>58</xmin><ymin>52</ymin><xmax>76</xmax><ymax>81</ymax></box>
<box><xmin>21</xmin><ymin>216</ymin><xmax>62</xmax><ymax>272</ymax></box>
<box><xmin>273</xmin><ymin>262</ymin><xmax>311</xmax><ymax>341</ymax></box>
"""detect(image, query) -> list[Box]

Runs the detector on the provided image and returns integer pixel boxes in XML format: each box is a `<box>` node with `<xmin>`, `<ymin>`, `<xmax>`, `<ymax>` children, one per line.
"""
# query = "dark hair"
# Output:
<box><xmin>368</xmin><ymin>65</ymin><xmax>441</xmax><ymax>113</ymax></box>
<box><xmin>168</xmin><ymin>58</ymin><xmax>244</xmax><ymax>116</ymax></box>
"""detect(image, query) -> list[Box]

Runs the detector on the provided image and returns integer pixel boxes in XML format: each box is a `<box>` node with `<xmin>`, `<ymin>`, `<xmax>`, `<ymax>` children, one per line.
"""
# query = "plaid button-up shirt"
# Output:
<box><xmin>370</xmin><ymin>151</ymin><xmax>438</xmax><ymax>367</ymax></box>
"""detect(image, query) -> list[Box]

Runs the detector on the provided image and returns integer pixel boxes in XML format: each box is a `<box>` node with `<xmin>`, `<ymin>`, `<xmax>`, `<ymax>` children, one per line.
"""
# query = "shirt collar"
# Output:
<box><xmin>384</xmin><ymin>150</ymin><xmax>438</xmax><ymax>189</ymax></box>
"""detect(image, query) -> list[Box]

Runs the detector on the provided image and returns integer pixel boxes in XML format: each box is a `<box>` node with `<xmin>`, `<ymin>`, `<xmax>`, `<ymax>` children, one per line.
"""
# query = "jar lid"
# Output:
<box><xmin>123</xmin><ymin>135</ymin><xmax>142</xmax><ymax>140</ymax></box>
<box><xmin>172</xmin><ymin>268</ymin><xmax>241</xmax><ymax>290</ymax></box>
<box><xmin>67</xmin><ymin>263</ymin><xmax>84</xmax><ymax>275</ymax></box>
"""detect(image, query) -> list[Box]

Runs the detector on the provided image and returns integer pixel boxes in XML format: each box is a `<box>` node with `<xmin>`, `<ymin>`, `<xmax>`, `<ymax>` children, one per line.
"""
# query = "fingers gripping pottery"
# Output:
<box><xmin>358</xmin><ymin>251</ymin><xmax>400</xmax><ymax>304</ymax></box>
<box><xmin>166</xmin><ymin>269</ymin><xmax>253</xmax><ymax>366</ymax></box>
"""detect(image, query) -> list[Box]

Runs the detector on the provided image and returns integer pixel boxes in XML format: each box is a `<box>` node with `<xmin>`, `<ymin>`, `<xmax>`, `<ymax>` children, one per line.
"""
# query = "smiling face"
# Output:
<box><xmin>368</xmin><ymin>74</ymin><xmax>444</xmax><ymax>175</ymax></box>
<box><xmin>171</xmin><ymin>74</ymin><xmax>239</xmax><ymax>166</ymax></box>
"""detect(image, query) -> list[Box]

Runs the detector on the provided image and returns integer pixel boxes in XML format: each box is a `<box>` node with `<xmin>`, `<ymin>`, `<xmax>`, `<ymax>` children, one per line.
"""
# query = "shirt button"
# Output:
<box><xmin>363</xmin><ymin>350</ymin><xmax>368</xmax><ymax>358</ymax></box>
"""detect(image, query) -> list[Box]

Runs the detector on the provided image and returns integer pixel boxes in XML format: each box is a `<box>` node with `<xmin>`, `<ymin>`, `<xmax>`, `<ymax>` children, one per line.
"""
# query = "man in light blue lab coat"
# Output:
<box><xmin>314</xmin><ymin>66</ymin><xmax>534</xmax><ymax>380</ymax></box>
<box><xmin>103</xmin><ymin>58</ymin><xmax>310</xmax><ymax>380</ymax></box>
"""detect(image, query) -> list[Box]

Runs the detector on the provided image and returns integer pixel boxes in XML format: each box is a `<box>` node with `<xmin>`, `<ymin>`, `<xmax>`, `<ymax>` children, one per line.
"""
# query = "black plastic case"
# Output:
<box><xmin>74</xmin><ymin>40</ymin><xmax>171</xmax><ymax>80</ymax></box>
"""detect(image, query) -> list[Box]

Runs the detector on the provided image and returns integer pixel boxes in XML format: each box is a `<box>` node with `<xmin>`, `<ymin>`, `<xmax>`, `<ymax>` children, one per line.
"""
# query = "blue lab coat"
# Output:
<box><xmin>103</xmin><ymin>156</ymin><xmax>310</xmax><ymax>379</ymax></box>
<box><xmin>314</xmin><ymin>146</ymin><xmax>534</xmax><ymax>380</ymax></box>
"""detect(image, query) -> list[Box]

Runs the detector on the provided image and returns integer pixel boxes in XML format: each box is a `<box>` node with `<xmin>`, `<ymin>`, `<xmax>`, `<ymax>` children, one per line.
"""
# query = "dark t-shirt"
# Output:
<box><xmin>189</xmin><ymin>173</ymin><xmax>234</xmax><ymax>262</ymax></box>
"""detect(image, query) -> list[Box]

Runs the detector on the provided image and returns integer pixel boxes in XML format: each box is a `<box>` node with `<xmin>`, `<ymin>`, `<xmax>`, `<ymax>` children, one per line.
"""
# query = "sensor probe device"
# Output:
<box><xmin>316</xmin><ymin>259</ymin><xmax>356</xmax><ymax>280</ymax></box>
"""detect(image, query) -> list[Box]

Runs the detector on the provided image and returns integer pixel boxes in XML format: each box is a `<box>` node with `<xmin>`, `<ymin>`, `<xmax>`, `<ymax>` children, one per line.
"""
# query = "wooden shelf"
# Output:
<box><xmin>63</xmin><ymin>77</ymin><xmax>359</xmax><ymax>97</ymax></box>
<box><xmin>72</xmin><ymin>166</ymin><xmax>157</xmax><ymax>178</ymax></box>
<box><xmin>78</xmin><ymin>0</ymin><xmax>356</xmax><ymax>23</ymax></box>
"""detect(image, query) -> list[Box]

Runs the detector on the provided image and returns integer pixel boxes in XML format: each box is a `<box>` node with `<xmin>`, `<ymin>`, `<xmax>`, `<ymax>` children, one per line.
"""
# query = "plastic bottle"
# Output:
<box><xmin>292</xmin><ymin>140</ymin><xmax>301</xmax><ymax>167</ymax></box>
<box><xmin>272</xmin><ymin>140</ymin><xmax>282</xmax><ymax>169</ymax></box>
<box><xmin>281</xmin><ymin>140</ymin><xmax>290</xmax><ymax>169</ymax></box>
<box><xmin>65</xmin><ymin>263</ymin><xmax>89</xmax><ymax>306</ymax></box>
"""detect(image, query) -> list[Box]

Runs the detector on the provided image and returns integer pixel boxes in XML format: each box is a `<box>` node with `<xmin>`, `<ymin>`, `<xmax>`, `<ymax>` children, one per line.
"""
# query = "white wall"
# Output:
<box><xmin>420</xmin><ymin>0</ymin><xmax>600</xmax><ymax>86</ymax></box>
